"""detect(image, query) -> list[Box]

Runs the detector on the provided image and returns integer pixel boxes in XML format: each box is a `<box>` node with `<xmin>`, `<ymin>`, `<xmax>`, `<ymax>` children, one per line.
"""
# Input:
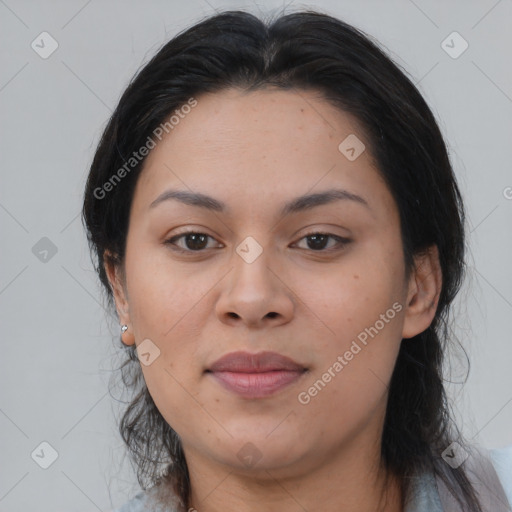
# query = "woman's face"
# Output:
<box><xmin>107</xmin><ymin>87</ymin><xmax>438</xmax><ymax>477</ymax></box>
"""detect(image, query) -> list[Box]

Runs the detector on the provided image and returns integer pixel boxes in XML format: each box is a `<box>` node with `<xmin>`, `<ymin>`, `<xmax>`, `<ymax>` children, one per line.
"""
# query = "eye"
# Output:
<box><xmin>293</xmin><ymin>232</ymin><xmax>351</xmax><ymax>252</ymax></box>
<box><xmin>165</xmin><ymin>231</ymin><xmax>222</xmax><ymax>252</ymax></box>
<box><xmin>164</xmin><ymin>230</ymin><xmax>351</xmax><ymax>254</ymax></box>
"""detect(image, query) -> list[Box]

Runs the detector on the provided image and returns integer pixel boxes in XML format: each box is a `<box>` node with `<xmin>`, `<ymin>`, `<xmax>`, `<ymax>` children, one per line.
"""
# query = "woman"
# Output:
<box><xmin>82</xmin><ymin>9</ymin><xmax>512</xmax><ymax>512</ymax></box>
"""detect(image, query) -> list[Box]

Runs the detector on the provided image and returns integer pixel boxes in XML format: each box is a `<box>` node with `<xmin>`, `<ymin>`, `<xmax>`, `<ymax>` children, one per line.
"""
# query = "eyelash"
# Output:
<box><xmin>164</xmin><ymin>230</ymin><xmax>351</xmax><ymax>254</ymax></box>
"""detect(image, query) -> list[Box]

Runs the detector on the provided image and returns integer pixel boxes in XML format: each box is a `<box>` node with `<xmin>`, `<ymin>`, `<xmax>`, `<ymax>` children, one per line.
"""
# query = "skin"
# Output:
<box><xmin>105</xmin><ymin>87</ymin><xmax>442</xmax><ymax>512</ymax></box>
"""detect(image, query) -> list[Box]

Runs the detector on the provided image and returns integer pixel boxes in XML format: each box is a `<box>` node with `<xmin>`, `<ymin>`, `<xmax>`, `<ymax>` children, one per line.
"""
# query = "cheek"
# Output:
<box><xmin>128</xmin><ymin>267</ymin><xmax>206</xmax><ymax>430</ymax></box>
<box><xmin>122</xmin><ymin>265</ymin><xmax>207</xmax><ymax>420</ymax></box>
<box><xmin>139</xmin><ymin>363</ymin><xmax>198</xmax><ymax>442</ymax></box>
<box><xmin>294</xmin><ymin>239</ymin><xmax>405</xmax><ymax>395</ymax></box>
<box><xmin>296</xmin><ymin>286</ymin><xmax>403</xmax><ymax>436</ymax></box>
<box><xmin>124</xmin><ymin>243</ymin><xmax>196</xmax><ymax>336</ymax></box>
<box><xmin>296</xmin><ymin>255</ymin><xmax>404</xmax><ymax>347</ymax></box>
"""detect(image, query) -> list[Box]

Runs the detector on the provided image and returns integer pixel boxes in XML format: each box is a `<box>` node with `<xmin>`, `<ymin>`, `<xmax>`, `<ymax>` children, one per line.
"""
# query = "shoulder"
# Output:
<box><xmin>109</xmin><ymin>490</ymin><xmax>148</xmax><ymax>512</ymax></box>
<box><xmin>405</xmin><ymin>444</ymin><xmax>512</xmax><ymax>512</ymax></box>
<box><xmin>489</xmin><ymin>444</ymin><xmax>512</xmax><ymax>506</ymax></box>
<box><xmin>109</xmin><ymin>484</ymin><xmax>181</xmax><ymax>512</ymax></box>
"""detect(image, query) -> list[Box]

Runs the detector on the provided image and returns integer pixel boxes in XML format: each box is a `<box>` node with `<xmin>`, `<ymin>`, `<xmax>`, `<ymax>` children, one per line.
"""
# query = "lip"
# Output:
<box><xmin>206</xmin><ymin>351</ymin><xmax>307</xmax><ymax>398</ymax></box>
<box><xmin>208</xmin><ymin>351</ymin><xmax>306</xmax><ymax>373</ymax></box>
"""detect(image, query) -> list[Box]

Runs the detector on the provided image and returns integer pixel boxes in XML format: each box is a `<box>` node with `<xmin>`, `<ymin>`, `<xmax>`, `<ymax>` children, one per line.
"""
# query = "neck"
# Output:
<box><xmin>184</xmin><ymin>427</ymin><xmax>403</xmax><ymax>512</ymax></box>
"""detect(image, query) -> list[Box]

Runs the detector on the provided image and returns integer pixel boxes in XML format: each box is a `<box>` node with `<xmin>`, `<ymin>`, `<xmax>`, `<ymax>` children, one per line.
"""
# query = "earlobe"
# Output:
<box><xmin>401</xmin><ymin>245</ymin><xmax>442</xmax><ymax>339</ymax></box>
<box><xmin>120</xmin><ymin>324</ymin><xmax>135</xmax><ymax>346</ymax></box>
<box><xmin>104</xmin><ymin>251</ymin><xmax>135</xmax><ymax>345</ymax></box>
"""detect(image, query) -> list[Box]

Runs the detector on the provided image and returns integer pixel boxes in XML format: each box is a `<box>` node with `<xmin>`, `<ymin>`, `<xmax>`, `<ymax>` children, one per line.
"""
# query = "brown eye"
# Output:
<box><xmin>165</xmin><ymin>232</ymin><xmax>220</xmax><ymax>252</ymax></box>
<box><xmin>294</xmin><ymin>233</ymin><xmax>351</xmax><ymax>252</ymax></box>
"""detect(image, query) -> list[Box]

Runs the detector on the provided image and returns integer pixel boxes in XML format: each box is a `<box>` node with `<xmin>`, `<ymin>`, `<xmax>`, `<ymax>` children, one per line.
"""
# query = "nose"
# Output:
<box><xmin>215</xmin><ymin>243</ymin><xmax>295</xmax><ymax>329</ymax></box>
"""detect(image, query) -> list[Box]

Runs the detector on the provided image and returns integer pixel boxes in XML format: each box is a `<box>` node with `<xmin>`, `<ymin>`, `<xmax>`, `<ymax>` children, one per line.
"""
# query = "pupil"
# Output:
<box><xmin>183</xmin><ymin>234</ymin><xmax>329</xmax><ymax>251</ymax></box>
<box><xmin>186</xmin><ymin>234</ymin><xmax>207</xmax><ymax>250</ymax></box>
<box><xmin>308</xmin><ymin>234</ymin><xmax>328</xmax><ymax>250</ymax></box>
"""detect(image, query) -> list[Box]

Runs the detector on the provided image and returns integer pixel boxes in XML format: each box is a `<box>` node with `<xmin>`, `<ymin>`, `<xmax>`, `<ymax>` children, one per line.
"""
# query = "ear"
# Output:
<box><xmin>401</xmin><ymin>245</ymin><xmax>442</xmax><ymax>339</ymax></box>
<box><xmin>104</xmin><ymin>250</ymin><xmax>135</xmax><ymax>345</ymax></box>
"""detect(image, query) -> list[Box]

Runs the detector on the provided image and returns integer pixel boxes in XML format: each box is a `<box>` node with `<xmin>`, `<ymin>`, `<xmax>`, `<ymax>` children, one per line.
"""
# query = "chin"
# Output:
<box><xmin>208</xmin><ymin>433</ymin><xmax>306</xmax><ymax>473</ymax></box>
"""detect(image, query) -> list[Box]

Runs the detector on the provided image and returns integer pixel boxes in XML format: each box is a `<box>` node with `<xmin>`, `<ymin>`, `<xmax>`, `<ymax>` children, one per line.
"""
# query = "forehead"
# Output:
<box><xmin>132</xmin><ymin>87</ymin><xmax>392</xmax><ymax>219</ymax></box>
<box><xmin>144</xmin><ymin>87</ymin><xmax>366</xmax><ymax>164</ymax></box>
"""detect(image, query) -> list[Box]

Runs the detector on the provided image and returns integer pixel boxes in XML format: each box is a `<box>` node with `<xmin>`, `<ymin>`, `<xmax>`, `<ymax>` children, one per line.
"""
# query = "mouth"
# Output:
<box><xmin>205</xmin><ymin>351</ymin><xmax>308</xmax><ymax>398</ymax></box>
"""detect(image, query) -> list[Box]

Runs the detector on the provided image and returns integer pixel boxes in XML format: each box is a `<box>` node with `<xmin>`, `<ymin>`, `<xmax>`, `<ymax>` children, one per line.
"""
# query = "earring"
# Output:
<box><xmin>120</xmin><ymin>323</ymin><xmax>135</xmax><ymax>346</ymax></box>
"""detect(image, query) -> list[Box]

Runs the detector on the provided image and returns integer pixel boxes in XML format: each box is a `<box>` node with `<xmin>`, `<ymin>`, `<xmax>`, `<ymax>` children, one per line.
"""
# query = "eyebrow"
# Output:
<box><xmin>149</xmin><ymin>188</ymin><xmax>370</xmax><ymax>217</ymax></box>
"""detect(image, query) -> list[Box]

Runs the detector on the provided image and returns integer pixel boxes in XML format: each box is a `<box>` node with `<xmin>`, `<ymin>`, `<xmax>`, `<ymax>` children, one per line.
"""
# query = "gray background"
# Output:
<box><xmin>1</xmin><ymin>0</ymin><xmax>511</xmax><ymax>510</ymax></box>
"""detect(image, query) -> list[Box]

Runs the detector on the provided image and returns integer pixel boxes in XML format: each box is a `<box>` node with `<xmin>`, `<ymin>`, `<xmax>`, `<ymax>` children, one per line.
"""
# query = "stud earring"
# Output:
<box><xmin>120</xmin><ymin>324</ymin><xmax>135</xmax><ymax>346</ymax></box>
